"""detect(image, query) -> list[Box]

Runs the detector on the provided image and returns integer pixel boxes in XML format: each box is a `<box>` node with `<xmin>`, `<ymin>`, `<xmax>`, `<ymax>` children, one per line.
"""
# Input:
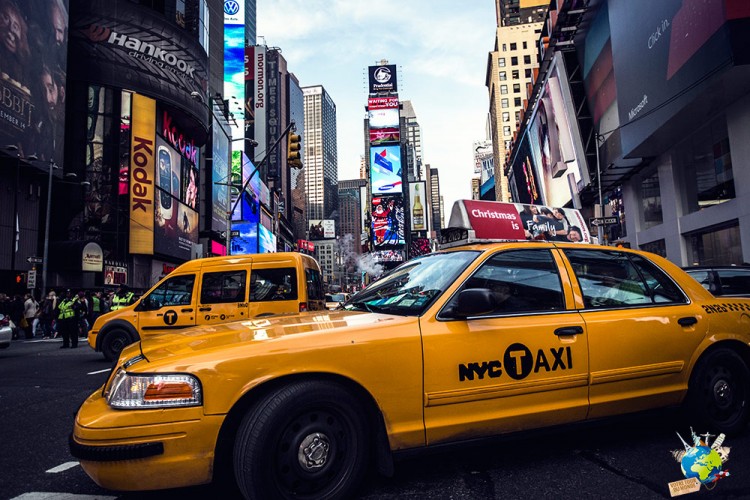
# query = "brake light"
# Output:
<box><xmin>0</xmin><ymin>317</ymin><xmax>7</xmax><ymax>327</ymax></box>
<box><xmin>299</xmin><ymin>302</ymin><xmax>307</xmax><ymax>312</ymax></box>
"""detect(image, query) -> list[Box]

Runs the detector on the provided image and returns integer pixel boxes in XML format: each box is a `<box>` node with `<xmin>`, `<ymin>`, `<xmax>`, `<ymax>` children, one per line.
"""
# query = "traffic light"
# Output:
<box><xmin>287</xmin><ymin>133</ymin><xmax>303</xmax><ymax>169</ymax></box>
<box><xmin>14</xmin><ymin>272</ymin><xmax>25</xmax><ymax>285</ymax></box>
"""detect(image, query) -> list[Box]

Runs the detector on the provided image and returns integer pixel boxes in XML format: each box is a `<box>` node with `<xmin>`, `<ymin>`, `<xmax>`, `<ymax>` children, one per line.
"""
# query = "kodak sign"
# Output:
<box><xmin>129</xmin><ymin>94</ymin><xmax>155</xmax><ymax>254</ymax></box>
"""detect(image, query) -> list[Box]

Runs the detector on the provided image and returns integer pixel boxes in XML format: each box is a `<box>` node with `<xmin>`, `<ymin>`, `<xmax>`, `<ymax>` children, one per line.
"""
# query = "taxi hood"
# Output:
<box><xmin>133</xmin><ymin>309</ymin><xmax>407</xmax><ymax>365</ymax></box>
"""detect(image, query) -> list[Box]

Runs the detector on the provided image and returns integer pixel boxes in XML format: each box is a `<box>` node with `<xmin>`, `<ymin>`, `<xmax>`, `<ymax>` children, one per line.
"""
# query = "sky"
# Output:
<box><xmin>256</xmin><ymin>0</ymin><xmax>498</xmax><ymax>218</ymax></box>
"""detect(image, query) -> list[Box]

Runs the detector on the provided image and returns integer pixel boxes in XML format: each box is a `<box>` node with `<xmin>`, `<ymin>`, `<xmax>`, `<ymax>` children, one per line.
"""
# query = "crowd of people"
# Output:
<box><xmin>0</xmin><ymin>285</ymin><xmax>135</xmax><ymax>348</ymax></box>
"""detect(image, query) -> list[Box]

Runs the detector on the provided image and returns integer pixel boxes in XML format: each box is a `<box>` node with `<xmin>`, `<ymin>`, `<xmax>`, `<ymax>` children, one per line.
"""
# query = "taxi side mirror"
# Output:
<box><xmin>444</xmin><ymin>289</ymin><xmax>498</xmax><ymax>318</ymax></box>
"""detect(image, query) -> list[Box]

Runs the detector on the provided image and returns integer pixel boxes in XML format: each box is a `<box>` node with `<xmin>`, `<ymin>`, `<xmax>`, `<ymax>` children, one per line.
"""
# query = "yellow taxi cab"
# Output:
<box><xmin>71</xmin><ymin>201</ymin><xmax>750</xmax><ymax>499</ymax></box>
<box><xmin>88</xmin><ymin>252</ymin><xmax>326</xmax><ymax>361</ymax></box>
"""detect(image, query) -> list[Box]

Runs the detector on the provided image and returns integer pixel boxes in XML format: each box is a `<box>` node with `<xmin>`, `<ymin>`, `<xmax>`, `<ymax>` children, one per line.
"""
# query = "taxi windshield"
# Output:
<box><xmin>344</xmin><ymin>250</ymin><xmax>480</xmax><ymax>316</ymax></box>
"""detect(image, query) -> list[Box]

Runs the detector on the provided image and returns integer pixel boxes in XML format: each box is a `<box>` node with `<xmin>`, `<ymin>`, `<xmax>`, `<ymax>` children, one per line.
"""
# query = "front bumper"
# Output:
<box><xmin>87</xmin><ymin>330</ymin><xmax>98</xmax><ymax>351</ymax></box>
<box><xmin>71</xmin><ymin>389</ymin><xmax>224</xmax><ymax>492</ymax></box>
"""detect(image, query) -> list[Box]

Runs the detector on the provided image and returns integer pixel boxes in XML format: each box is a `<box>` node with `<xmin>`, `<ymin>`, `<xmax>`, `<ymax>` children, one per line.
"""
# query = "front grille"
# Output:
<box><xmin>69</xmin><ymin>433</ymin><xmax>164</xmax><ymax>461</ymax></box>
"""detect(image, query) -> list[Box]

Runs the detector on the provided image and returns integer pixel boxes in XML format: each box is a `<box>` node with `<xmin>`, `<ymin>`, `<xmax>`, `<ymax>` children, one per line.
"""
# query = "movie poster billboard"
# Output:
<box><xmin>0</xmin><ymin>0</ymin><xmax>70</xmax><ymax>166</ymax></box>
<box><xmin>371</xmin><ymin>196</ymin><xmax>405</xmax><ymax>248</ymax></box>
<box><xmin>367</xmin><ymin>64</ymin><xmax>398</xmax><ymax>94</ymax></box>
<box><xmin>308</xmin><ymin>220</ymin><xmax>335</xmax><ymax>240</ymax></box>
<box><xmin>370</xmin><ymin>145</ymin><xmax>403</xmax><ymax>195</ymax></box>
<box><xmin>508</xmin><ymin>130</ymin><xmax>543</xmax><ymax>206</ymax></box>
<box><xmin>526</xmin><ymin>53</ymin><xmax>588</xmax><ymax>208</ymax></box>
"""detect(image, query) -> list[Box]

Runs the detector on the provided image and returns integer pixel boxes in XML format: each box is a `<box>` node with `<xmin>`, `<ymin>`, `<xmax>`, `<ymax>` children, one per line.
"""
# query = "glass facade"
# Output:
<box><xmin>641</xmin><ymin>171</ymin><xmax>662</xmax><ymax>230</ymax></box>
<box><xmin>687</xmin><ymin>223</ymin><xmax>742</xmax><ymax>266</ymax></box>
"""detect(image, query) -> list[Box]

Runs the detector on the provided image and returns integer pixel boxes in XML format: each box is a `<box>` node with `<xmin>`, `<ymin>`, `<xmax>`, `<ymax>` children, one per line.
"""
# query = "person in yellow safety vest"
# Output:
<box><xmin>110</xmin><ymin>285</ymin><xmax>135</xmax><ymax>311</ymax></box>
<box><xmin>57</xmin><ymin>289</ymin><xmax>78</xmax><ymax>349</ymax></box>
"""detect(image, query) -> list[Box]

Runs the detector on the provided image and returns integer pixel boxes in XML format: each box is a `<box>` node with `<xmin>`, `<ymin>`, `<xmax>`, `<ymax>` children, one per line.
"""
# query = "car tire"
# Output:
<box><xmin>687</xmin><ymin>347</ymin><xmax>750</xmax><ymax>435</ymax></box>
<box><xmin>233</xmin><ymin>380</ymin><xmax>369</xmax><ymax>500</ymax></box>
<box><xmin>101</xmin><ymin>328</ymin><xmax>132</xmax><ymax>362</ymax></box>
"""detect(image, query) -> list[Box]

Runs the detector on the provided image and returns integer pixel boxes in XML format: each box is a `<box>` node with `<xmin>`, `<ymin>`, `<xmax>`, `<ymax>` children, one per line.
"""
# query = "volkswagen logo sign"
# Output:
<box><xmin>224</xmin><ymin>0</ymin><xmax>240</xmax><ymax>15</ymax></box>
<box><xmin>373</xmin><ymin>66</ymin><xmax>392</xmax><ymax>83</ymax></box>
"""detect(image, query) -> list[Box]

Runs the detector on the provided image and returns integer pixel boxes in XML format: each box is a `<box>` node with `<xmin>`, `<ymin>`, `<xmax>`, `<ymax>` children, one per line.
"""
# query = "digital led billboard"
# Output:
<box><xmin>0</xmin><ymin>0</ymin><xmax>69</xmax><ymax>165</ymax></box>
<box><xmin>308</xmin><ymin>220</ymin><xmax>335</xmax><ymax>240</ymax></box>
<box><xmin>211</xmin><ymin>109</ymin><xmax>230</xmax><ymax>233</ymax></box>
<box><xmin>408</xmin><ymin>182</ymin><xmax>429</xmax><ymax>232</ymax></box>
<box><xmin>224</xmin><ymin>0</ymin><xmax>245</xmax><ymax>152</ymax></box>
<box><xmin>371</xmin><ymin>196</ymin><xmax>405</xmax><ymax>248</ymax></box>
<box><xmin>259</xmin><ymin>224</ymin><xmax>276</xmax><ymax>253</ymax></box>
<box><xmin>370</xmin><ymin>145</ymin><xmax>403</xmax><ymax>195</ymax></box>
<box><xmin>368</xmin><ymin>64</ymin><xmax>398</xmax><ymax>93</ymax></box>
<box><xmin>231</xmin><ymin>220</ymin><xmax>258</xmax><ymax>255</ymax></box>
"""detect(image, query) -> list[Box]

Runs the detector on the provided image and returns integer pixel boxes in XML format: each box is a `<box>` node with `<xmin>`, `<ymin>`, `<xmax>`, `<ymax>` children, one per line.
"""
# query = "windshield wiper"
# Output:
<box><xmin>347</xmin><ymin>301</ymin><xmax>374</xmax><ymax>313</ymax></box>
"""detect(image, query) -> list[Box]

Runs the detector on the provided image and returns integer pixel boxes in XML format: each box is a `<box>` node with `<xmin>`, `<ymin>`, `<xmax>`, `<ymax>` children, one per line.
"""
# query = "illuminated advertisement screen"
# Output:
<box><xmin>372</xmin><ymin>250</ymin><xmax>404</xmax><ymax>262</ymax></box>
<box><xmin>609</xmin><ymin>0</ymin><xmax>738</xmax><ymax>156</ymax></box>
<box><xmin>259</xmin><ymin>224</ymin><xmax>276</xmax><ymax>253</ymax></box>
<box><xmin>408</xmin><ymin>182</ymin><xmax>429</xmax><ymax>232</ymax></box>
<box><xmin>211</xmin><ymin>112</ymin><xmax>230</xmax><ymax>232</ymax></box>
<box><xmin>367</xmin><ymin>97</ymin><xmax>399</xmax><ymax>139</ymax></box>
<box><xmin>370</xmin><ymin>145</ymin><xmax>403</xmax><ymax>195</ymax></box>
<box><xmin>371</xmin><ymin>196</ymin><xmax>405</xmax><ymax>248</ymax></box>
<box><xmin>367</xmin><ymin>64</ymin><xmax>398</xmax><ymax>93</ymax></box>
<box><xmin>368</xmin><ymin>108</ymin><xmax>400</xmax><ymax>129</ymax></box>
<box><xmin>369</xmin><ymin>128</ymin><xmax>400</xmax><ymax>145</ymax></box>
<box><xmin>224</xmin><ymin>1</ymin><xmax>245</xmax><ymax>152</ymax></box>
<box><xmin>508</xmin><ymin>129</ymin><xmax>542</xmax><ymax>205</ymax></box>
<box><xmin>409</xmin><ymin>238</ymin><xmax>432</xmax><ymax>257</ymax></box>
<box><xmin>308</xmin><ymin>220</ymin><xmax>335</xmax><ymax>240</ymax></box>
<box><xmin>231</xmin><ymin>221</ymin><xmax>258</xmax><ymax>255</ymax></box>
<box><xmin>526</xmin><ymin>53</ymin><xmax>586</xmax><ymax>208</ymax></box>
<box><xmin>0</xmin><ymin>0</ymin><xmax>69</xmax><ymax>166</ymax></box>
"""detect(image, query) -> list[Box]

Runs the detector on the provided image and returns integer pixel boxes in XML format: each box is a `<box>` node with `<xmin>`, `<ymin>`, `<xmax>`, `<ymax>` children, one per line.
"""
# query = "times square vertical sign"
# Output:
<box><xmin>266</xmin><ymin>50</ymin><xmax>280</xmax><ymax>179</ymax></box>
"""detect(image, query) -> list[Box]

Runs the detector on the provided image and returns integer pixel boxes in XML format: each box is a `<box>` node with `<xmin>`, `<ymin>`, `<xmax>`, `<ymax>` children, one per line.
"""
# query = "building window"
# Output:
<box><xmin>499</xmin><ymin>71</ymin><xmax>506</xmax><ymax>81</ymax></box>
<box><xmin>499</xmin><ymin>57</ymin><xmax>506</xmax><ymax>67</ymax></box>
<box><xmin>687</xmin><ymin>223</ymin><xmax>742</xmax><ymax>266</ymax></box>
<box><xmin>502</xmin><ymin>112</ymin><xmax>510</xmax><ymax>122</ymax></box>
<box><xmin>514</xmin><ymin>97</ymin><xmax>522</xmax><ymax>106</ymax></box>
<box><xmin>503</xmin><ymin>126</ymin><xmax>511</xmax><ymax>136</ymax></box>
<box><xmin>501</xmin><ymin>98</ymin><xmax>509</xmax><ymax>108</ymax></box>
<box><xmin>525</xmin><ymin>68</ymin><xmax>532</xmax><ymax>78</ymax></box>
<box><xmin>502</xmin><ymin>44</ymin><xmax>507</xmax><ymax>51</ymax></box>
<box><xmin>641</xmin><ymin>171</ymin><xmax>662</xmax><ymax>230</ymax></box>
<box><xmin>524</xmin><ymin>55</ymin><xmax>532</xmax><ymax>64</ymax></box>
<box><xmin>504</xmin><ymin>140</ymin><xmax>512</xmax><ymax>150</ymax></box>
<box><xmin>511</xmin><ymin>56</ymin><xmax>518</xmax><ymax>66</ymax></box>
<box><xmin>500</xmin><ymin>85</ymin><xmax>508</xmax><ymax>95</ymax></box>
<box><xmin>676</xmin><ymin>117</ymin><xmax>735</xmax><ymax>214</ymax></box>
<box><xmin>513</xmin><ymin>83</ymin><xmax>521</xmax><ymax>93</ymax></box>
<box><xmin>639</xmin><ymin>240</ymin><xmax>666</xmax><ymax>258</ymax></box>
<box><xmin>523</xmin><ymin>41</ymin><xmax>528</xmax><ymax>49</ymax></box>
<box><xmin>510</xmin><ymin>42</ymin><xmax>517</xmax><ymax>50</ymax></box>
<box><xmin>512</xmin><ymin>70</ymin><xmax>519</xmax><ymax>79</ymax></box>
<box><xmin>175</xmin><ymin>0</ymin><xmax>185</xmax><ymax>27</ymax></box>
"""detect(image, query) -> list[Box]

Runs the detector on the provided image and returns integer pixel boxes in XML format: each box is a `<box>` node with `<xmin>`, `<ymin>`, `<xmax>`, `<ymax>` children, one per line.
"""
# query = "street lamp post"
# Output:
<box><xmin>4</xmin><ymin>145</ymin><xmax>20</xmax><ymax>273</ymax></box>
<box><xmin>41</xmin><ymin>159</ymin><xmax>56</xmax><ymax>300</ymax></box>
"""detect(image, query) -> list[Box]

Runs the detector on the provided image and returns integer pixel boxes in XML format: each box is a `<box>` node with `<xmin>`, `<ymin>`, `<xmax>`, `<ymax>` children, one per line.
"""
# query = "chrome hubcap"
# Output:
<box><xmin>298</xmin><ymin>432</ymin><xmax>330</xmax><ymax>471</ymax></box>
<box><xmin>714</xmin><ymin>379</ymin><xmax>732</xmax><ymax>408</ymax></box>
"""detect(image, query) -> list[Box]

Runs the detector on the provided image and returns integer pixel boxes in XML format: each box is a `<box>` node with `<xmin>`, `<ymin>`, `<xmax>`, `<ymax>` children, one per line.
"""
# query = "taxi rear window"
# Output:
<box><xmin>249</xmin><ymin>267</ymin><xmax>298</xmax><ymax>302</ymax></box>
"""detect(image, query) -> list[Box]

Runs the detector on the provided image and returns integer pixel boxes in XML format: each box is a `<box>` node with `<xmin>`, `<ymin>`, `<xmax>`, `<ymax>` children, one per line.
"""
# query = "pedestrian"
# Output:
<box><xmin>39</xmin><ymin>290</ymin><xmax>57</xmax><ymax>338</ymax></box>
<box><xmin>10</xmin><ymin>294</ymin><xmax>24</xmax><ymax>339</ymax></box>
<box><xmin>57</xmin><ymin>289</ymin><xmax>77</xmax><ymax>348</ymax></box>
<box><xmin>23</xmin><ymin>292</ymin><xmax>39</xmax><ymax>338</ymax></box>
<box><xmin>88</xmin><ymin>290</ymin><xmax>102</xmax><ymax>330</ymax></box>
<box><xmin>110</xmin><ymin>284</ymin><xmax>135</xmax><ymax>310</ymax></box>
<box><xmin>73</xmin><ymin>290</ymin><xmax>89</xmax><ymax>338</ymax></box>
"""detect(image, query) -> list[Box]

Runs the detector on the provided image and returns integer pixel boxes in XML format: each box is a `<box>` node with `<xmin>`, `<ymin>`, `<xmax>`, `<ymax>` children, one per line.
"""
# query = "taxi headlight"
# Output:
<box><xmin>106</xmin><ymin>369</ymin><xmax>202</xmax><ymax>409</ymax></box>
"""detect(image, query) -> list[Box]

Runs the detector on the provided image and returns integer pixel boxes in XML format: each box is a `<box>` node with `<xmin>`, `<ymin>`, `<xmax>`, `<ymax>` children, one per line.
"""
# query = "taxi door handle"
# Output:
<box><xmin>554</xmin><ymin>326</ymin><xmax>583</xmax><ymax>336</ymax></box>
<box><xmin>199</xmin><ymin>307</ymin><xmax>212</xmax><ymax>312</ymax></box>
<box><xmin>678</xmin><ymin>317</ymin><xmax>698</xmax><ymax>327</ymax></box>
<box><xmin>181</xmin><ymin>308</ymin><xmax>193</xmax><ymax>313</ymax></box>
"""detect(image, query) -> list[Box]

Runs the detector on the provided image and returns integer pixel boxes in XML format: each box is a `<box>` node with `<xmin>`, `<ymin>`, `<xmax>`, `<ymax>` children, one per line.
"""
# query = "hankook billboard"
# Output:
<box><xmin>70</xmin><ymin>0</ymin><xmax>209</xmax><ymax>129</ymax></box>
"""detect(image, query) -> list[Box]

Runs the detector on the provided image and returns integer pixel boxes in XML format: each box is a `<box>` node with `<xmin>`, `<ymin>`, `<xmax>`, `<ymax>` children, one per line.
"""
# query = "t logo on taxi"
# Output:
<box><xmin>458</xmin><ymin>343</ymin><xmax>573</xmax><ymax>382</ymax></box>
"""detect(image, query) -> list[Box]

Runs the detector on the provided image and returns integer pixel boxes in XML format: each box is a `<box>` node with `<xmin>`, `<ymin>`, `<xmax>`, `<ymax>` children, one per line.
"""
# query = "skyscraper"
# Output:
<box><xmin>495</xmin><ymin>0</ymin><xmax>547</xmax><ymax>27</ymax></box>
<box><xmin>401</xmin><ymin>100</ymin><xmax>423</xmax><ymax>180</ymax></box>
<box><xmin>302</xmin><ymin>86</ymin><xmax>338</xmax><ymax>223</ymax></box>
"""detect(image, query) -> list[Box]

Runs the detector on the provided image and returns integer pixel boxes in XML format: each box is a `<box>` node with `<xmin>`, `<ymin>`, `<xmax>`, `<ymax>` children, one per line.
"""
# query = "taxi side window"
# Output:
<box><xmin>462</xmin><ymin>249</ymin><xmax>564</xmax><ymax>315</ymax></box>
<box><xmin>200</xmin><ymin>271</ymin><xmax>247</xmax><ymax>304</ymax></box>
<box><xmin>249</xmin><ymin>268</ymin><xmax>299</xmax><ymax>302</ymax></box>
<box><xmin>144</xmin><ymin>274</ymin><xmax>195</xmax><ymax>310</ymax></box>
<box><xmin>306</xmin><ymin>268</ymin><xmax>325</xmax><ymax>301</ymax></box>
<box><xmin>630</xmin><ymin>255</ymin><xmax>687</xmax><ymax>303</ymax></box>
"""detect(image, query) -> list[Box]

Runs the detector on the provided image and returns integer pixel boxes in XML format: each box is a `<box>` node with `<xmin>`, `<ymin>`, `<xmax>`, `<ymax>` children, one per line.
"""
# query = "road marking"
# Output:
<box><xmin>87</xmin><ymin>369</ymin><xmax>111</xmax><ymax>375</ymax></box>
<box><xmin>45</xmin><ymin>462</ymin><xmax>79</xmax><ymax>473</ymax></box>
<box><xmin>11</xmin><ymin>493</ymin><xmax>116</xmax><ymax>499</ymax></box>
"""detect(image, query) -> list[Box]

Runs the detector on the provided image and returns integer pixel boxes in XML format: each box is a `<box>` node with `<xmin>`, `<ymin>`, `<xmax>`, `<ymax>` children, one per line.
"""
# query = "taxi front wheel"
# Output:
<box><xmin>233</xmin><ymin>380</ymin><xmax>369</xmax><ymax>500</ymax></box>
<box><xmin>687</xmin><ymin>347</ymin><xmax>750</xmax><ymax>436</ymax></box>
<box><xmin>101</xmin><ymin>328</ymin><xmax>131</xmax><ymax>362</ymax></box>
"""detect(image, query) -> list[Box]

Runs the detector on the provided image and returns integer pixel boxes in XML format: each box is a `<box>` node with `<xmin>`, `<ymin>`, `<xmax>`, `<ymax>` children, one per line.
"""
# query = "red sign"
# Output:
<box><xmin>296</xmin><ymin>239</ymin><xmax>315</xmax><ymax>253</ymax></box>
<box><xmin>162</xmin><ymin>110</ymin><xmax>198</xmax><ymax>164</ymax></box>
<box><xmin>368</xmin><ymin>97</ymin><xmax>399</xmax><ymax>110</ymax></box>
<box><xmin>461</xmin><ymin>200</ymin><xmax>527</xmax><ymax>240</ymax></box>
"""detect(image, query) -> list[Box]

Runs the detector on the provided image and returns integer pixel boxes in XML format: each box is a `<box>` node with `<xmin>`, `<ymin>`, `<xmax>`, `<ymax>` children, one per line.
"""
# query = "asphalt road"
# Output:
<box><xmin>2</xmin><ymin>338</ymin><xmax>749</xmax><ymax>499</ymax></box>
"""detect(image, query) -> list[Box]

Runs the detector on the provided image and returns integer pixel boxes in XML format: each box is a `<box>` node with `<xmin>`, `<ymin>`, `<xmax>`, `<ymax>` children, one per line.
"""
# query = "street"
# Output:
<box><xmin>2</xmin><ymin>338</ymin><xmax>750</xmax><ymax>499</ymax></box>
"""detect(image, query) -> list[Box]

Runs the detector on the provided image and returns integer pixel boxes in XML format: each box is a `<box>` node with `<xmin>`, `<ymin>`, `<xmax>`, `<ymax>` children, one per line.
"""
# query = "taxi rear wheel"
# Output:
<box><xmin>233</xmin><ymin>380</ymin><xmax>369</xmax><ymax>500</ymax></box>
<box><xmin>688</xmin><ymin>347</ymin><xmax>750</xmax><ymax>435</ymax></box>
<box><xmin>101</xmin><ymin>328</ymin><xmax>131</xmax><ymax>362</ymax></box>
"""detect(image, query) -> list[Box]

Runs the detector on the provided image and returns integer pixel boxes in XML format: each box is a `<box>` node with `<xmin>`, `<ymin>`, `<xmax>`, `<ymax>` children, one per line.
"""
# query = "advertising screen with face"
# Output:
<box><xmin>370</xmin><ymin>145</ymin><xmax>403</xmax><ymax>195</ymax></box>
<box><xmin>371</xmin><ymin>196</ymin><xmax>405</xmax><ymax>248</ymax></box>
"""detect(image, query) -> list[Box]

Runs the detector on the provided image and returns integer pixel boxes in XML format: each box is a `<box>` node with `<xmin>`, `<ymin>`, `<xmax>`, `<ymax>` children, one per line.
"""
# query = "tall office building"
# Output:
<box><xmin>302</xmin><ymin>86</ymin><xmax>339</xmax><ymax>223</ymax></box>
<box><xmin>486</xmin><ymin>17</ymin><xmax>544</xmax><ymax>201</ymax></box>
<box><xmin>400</xmin><ymin>101</ymin><xmax>423</xmax><ymax>180</ymax></box>
<box><xmin>338</xmin><ymin>179</ymin><xmax>368</xmax><ymax>250</ymax></box>
<box><xmin>427</xmin><ymin>166</ymin><xmax>443</xmax><ymax>234</ymax></box>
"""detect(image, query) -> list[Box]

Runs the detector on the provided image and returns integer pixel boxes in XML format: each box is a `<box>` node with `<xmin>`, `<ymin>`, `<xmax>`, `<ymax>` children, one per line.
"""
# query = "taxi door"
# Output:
<box><xmin>562</xmin><ymin>248</ymin><xmax>709</xmax><ymax>419</ymax></box>
<box><xmin>137</xmin><ymin>273</ymin><xmax>197</xmax><ymax>333</ymax></box>
<box><xmin>422</xmin><ymin>248</ymin><xmax>590</xmax><ymax>445</ymax></box>
<box><xmin>197</xmin><ymin>265</ymin><xmax>250</xmax><ymax>325</ymax></box>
